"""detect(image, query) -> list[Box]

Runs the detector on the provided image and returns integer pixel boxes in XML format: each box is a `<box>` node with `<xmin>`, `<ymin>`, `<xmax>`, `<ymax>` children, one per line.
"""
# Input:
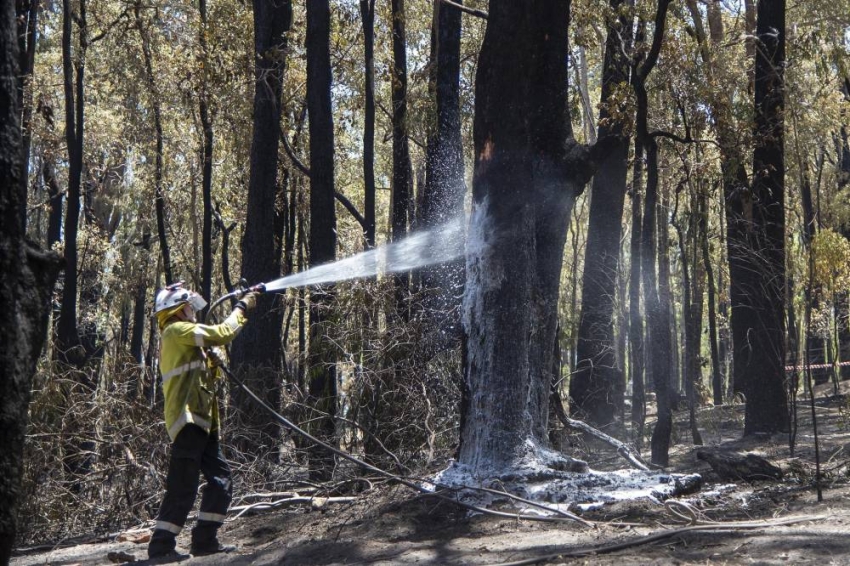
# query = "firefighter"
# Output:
<box><xmin>147</xmin><ymin>282</ymin><xmax>259</xmax><ymax>560</ymax></box>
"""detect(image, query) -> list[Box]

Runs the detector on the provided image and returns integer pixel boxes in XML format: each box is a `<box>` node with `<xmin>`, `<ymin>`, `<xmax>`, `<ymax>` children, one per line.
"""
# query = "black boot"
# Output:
<box><xmin>190</xmin><ymin>523</ymin><xmax>236</xmax><ymax>556</ymax></box>
<box><xmin>148</xmin><ymin>530</ymin><xmax>190</xmax><ymax>562</ymax></box>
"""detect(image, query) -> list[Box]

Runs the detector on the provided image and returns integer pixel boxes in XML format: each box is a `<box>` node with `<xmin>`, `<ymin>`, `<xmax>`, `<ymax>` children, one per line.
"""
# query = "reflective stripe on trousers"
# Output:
<box><xmin>152</xmin><ymin>424</ymin><xmax>232</xmax><ymax>534</ymax></box>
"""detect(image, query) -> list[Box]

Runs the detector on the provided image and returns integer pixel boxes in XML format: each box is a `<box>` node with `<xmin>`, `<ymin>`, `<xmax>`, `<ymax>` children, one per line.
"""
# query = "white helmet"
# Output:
<box><xmin>154</xmin><ymin>281</ymin><xmax>207</xmax><ymax>314</ymax></box>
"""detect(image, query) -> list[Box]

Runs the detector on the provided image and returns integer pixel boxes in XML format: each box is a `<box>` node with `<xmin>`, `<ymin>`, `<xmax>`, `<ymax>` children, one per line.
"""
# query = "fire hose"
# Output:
<box><xmin>203</xmin><ymin>283</ymin><xmax>591</xmax><ymax>525</ymax></box>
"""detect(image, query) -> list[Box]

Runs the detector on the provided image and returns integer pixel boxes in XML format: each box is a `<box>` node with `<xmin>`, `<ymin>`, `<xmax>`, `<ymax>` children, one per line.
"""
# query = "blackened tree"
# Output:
<box><xmin>229</xmin><ymin>0</ymin><xmax>292</xmax><ymax>444</ymax></box>
<box><xmin>459</xmin><ymin>0</ymin><xmax>606</xmax><ymax>475</ymax></box>
<box><xmin>741</xmin><ymin>0</ymin><xmax>789</xmax><ymax>434</ymax></box>
<box><xmin>0</xmin><ymin>0</ymin><xmax>61</xmax><ymax>558</ymax></box>
<box><xmin>306</xmin><ymin>0</ymin><xmax>337</xmax><ymax>479</ymax></box>
<box><xmin>570</xmin><ymin>0</ymin><xmax>634</xmax><ymax>428</ymax></box>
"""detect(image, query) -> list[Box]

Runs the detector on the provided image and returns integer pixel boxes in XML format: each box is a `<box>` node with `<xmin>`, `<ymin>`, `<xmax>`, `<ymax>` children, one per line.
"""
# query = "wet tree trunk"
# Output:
<box><xmin>570</xmin><ymin>0</ymin><xmax>634</xmax><ymax>428</ymax></box>
<box><xmin>306</xmin><ymin>0</ymin><xmax>337</xmax><ymax>480</ymax></box>
<box><xmin>229</xmin><ymin>0</ymin><xmax>291</xmax><ymax>441</ymax></box>
<box><xmin>360</xmin><ymin>0</ymin><xmax>376</xmax><ymax>248</ymax></box>
<box><xmin>459</xmin><ymin>0</ymin><xmax>598</xmax><ymax>477</ymax></box>
<box><xmin>420</xmin><ymin>0</ymin><xmax>465</xmax><ymax>333</ymax></box>
<box><xmin>742</xmin><ymin>0</ymin><xmax>788</xmax><ymax>435</ymax></box>
<box><xmin>1</xmin><ymin>3</ymin><xmax>63</xmax><ymax>557</ymax></box>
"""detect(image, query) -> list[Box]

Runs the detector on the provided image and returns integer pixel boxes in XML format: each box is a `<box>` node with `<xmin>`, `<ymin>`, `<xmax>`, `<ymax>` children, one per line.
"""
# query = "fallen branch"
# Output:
<box><xmin>229</xmin><ymin>496</ymin><xmax>359</xmax><ymax>520</ymax></box>
<box><xmin>551</xmin><ymin>388</ymin><xmax>658</xmax><ymax>471</ymax></box>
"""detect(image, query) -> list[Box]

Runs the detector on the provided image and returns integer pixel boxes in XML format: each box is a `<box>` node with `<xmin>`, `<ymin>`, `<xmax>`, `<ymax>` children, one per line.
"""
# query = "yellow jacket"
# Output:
<box><xmin>159</xmin><ymin>310</ymin><xmax>247</xmax><ymax>440</ymax></box>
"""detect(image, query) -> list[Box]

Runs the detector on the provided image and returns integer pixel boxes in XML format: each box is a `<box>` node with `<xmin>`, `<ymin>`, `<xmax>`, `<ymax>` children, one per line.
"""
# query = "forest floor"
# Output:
<box><xmin>13</xmin><ymin>388</ymin><xmax>850</xmax><ymax>566</ymax></box>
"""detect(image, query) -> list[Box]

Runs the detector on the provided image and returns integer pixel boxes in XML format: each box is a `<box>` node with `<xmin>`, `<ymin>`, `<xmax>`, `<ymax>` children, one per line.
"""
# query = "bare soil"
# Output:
<box><xmin>13</xmin><ymin>395</ymin><xmax>850</xmax><ymax>566</ymax></box>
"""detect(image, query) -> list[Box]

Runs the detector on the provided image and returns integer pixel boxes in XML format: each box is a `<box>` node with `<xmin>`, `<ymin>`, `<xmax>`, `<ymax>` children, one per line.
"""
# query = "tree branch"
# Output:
<box><xmin>438</xmin><ymin>0</ymin><xmax>488</xmax><ymax>20</ymax></box>
<box><xmin>650</xmin><ymin>129</ymin><xmax>720</xmax><ymax>148</ymax></box>
<box><xmin>551</xmin><ymin>386</ymin><xmax>658</xmax><ymax>472</ymax></box>
<box><xmin>278</xmin><ymin>126</ymin><xmax>365</xmax><ymax>231</ymax></box>
<box><xmin>280</xmin><ymin>125</ymin><xmax>310</xmax><ymax>176</ymax></box>
<box><xmin>334</xmin><ymin>191</ymin><xmax>367</xmax><ymax>232</ymax></box>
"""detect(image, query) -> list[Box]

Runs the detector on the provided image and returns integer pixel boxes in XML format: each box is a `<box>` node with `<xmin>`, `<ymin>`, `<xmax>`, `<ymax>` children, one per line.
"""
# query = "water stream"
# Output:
<box><xmin>262</xmin><ymin>217</ymin><xmax>466</xmax><ymax>292</ymax></box>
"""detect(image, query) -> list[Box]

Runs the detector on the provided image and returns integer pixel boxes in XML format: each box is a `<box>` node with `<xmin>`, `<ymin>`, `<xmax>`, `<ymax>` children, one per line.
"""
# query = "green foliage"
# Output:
<box><xmin>812</xmin><ymin>228</ymin><xmax>850</xmax><ymax>299</ymax></box>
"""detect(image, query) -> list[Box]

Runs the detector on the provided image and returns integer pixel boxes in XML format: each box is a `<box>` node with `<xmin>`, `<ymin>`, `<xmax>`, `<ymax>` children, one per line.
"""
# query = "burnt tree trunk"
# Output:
<box><xmin>702</xmin><ymin>190</ymin><xmax>723</xmax><ymax>406</ymax></box>
<box><xmin>360</xmin><ymin>0</ymin><xmax>376</xmax><ymax>247</ymax></box>
<box><xmin>420</xmin><ymin>0</ymin><xmax>466</xmax><ymax>333</ymax></box>
<box><xmin>631</xmin><ymin>0</ymin><xmax>673</xmax><ymax>465</ymax></box>
<box><xmin>570</xmin><ymin>0</ymin><xmax>634</xmax><ymax>428</ymax></box>
<box><xmin>306</xmin><ymin>0</ymin><xmax>337</xmax><ymax>480</ymax></box>
<box><xmin>459</xmin><ymin>0</ymin><xmax>600</xmax><ymax>476</ymax></box>
<box><xmin>391</xmin><ymin>0</ymin><xmax>412</xmax><ymax>301</ymax></box>
<box><xmin>56</xmin><ymin>0</ymin><xmax>87</xmax><ymax>364</ymax></box>
<box><xmin>0</xmin><ymin>2</ymin><xmax>62</xmax><ymax>557</ymax></box>
<box><xmin>135</xmin><ymin>1</ymin><xmax>172</xmax><ymax>285</ymax></box>
<box><xmin>629</xmin><ymin>137</ymin><xmax>646</xmax><ymax>440</ymax></box>
<box><xmin>229</xmin><ymin>0</ymin><xmax>292</xmax><ymax>448</ymax></box>
<box><xmin>16</xmin><ymin>0</ymin><xmax>39</xmax><ymax>212</ymax></box>
<box><xmin>199</xmin><ymin>0</ymin><xmax>214</xmax><ymax>305</ymax></box>
<box><xmin>742</xmin><ymin>0</ymin><xmax>788</xmax><ymax>435</ymax></box>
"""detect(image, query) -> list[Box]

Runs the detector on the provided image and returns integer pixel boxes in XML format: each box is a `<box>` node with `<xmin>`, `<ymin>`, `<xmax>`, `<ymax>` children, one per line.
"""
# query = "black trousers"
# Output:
<box><xmin>149</xmin><ymin>424</ymin><xmax>232</xmax><ymax>553</ymax></box>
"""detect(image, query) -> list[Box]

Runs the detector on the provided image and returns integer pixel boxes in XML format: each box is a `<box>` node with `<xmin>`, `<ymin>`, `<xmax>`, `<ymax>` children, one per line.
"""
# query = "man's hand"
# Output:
<box><xmin>207</xmin><ymin>347</ymin><xmax>226</xmax><ymax>368</ymax></box>
<box><xmin>236</xmin><ymin>291</ymin><xmax>259</xmax><ymax>315</ymax></box>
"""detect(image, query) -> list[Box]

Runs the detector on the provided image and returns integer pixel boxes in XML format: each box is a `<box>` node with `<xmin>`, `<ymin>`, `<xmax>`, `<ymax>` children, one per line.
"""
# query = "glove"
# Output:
<box><xmin>235</xmin><ymin>291</ymin><xmax>259</xmax><ymax>315</ymax></box>
<box><xmin>207</xmin><ymin>347</ymin><xmax>226</xmax><ymax>369</ymax></box>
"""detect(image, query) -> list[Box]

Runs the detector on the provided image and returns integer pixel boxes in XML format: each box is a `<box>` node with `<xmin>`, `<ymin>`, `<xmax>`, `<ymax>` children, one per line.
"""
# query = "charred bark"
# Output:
<box><xmin>459</xmin><ymin>0</ymin><xmax>599</xmax><ymax>476</ymax></box>
<box><xmin>742</xmin><ymin>0</ymin><xmax>788</xmax><ymax>435</ymax></box>
<box><xmin>360</xmin><ymin>0</ymin><xmax>376</xmax><ymax>247</ymax></box>
<box><xmin>570</xmin><ymin>0</ymin><xmax>634</xmax><ymax>428</ymax></box>
<box><xmin>391</xmin><ymin>0</ymin><xmax>413</xmax><ymax>307</ymax></box>
<box><xmin>199</xmin><ymin>0</ymin><xmax>214</xmax><ymax>306</ymax></box>
<box><xmin>419</xmin><ymin>0</ymin><xmax>466</xmax><ymax>336</ymax></box>
<box><xmin>631</xmin><ymin>0</ymin><xmax>673</xmax><ymax>466</ymax></box>
<box><xmin>1</xmin><ymin>3</ymin><xmax>62</xmax><ymax>557</ymax></box>
<box><xmin>229</xmin><ymin>0</ymin><xmax>292</xmax><ymax>449</ymax></box>
<box><xmin>629</xmin><ymin>138</ymin><xmax>646</xmax><ymax>439</ymax></box>
<box><xmin>306</xmin><ymin>0</ymin><xmax>337</xmax><ymax>480</ymax></box>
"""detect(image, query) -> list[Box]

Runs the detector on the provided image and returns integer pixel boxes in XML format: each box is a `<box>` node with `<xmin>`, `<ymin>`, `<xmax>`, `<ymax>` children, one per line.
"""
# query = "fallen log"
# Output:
<box><xmin>695</xmin><ymin>448</ymin><xmax>783</xmax><ymax>481</ymax></box>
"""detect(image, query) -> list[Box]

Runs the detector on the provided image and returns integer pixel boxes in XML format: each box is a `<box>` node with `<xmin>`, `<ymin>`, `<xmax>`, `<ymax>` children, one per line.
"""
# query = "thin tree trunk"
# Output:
<box><xmin>360</xmin><ymin>0</ymin><xmax>376</xmax><ymax>248</ymax></box>
<box><xmin>391</xmin><ymin>0</ymin><xmax>413</xmax><ymax>303</ymax></box>
<box><xmin>629</xmin><ymin>137</ymin><xmax>645</xmax><ymax>441</ymax></box>
<box><xmin>135</xmin><ymin>2</ymin><xmax>172</xmax><ymax>285</ymax></box>
<box><xmin>306</xmin><ymin>0</ymin><xmax>337</xmax><ymax>480</ymax></box>
<box><xmin>420</xmin><ymin>0</ymin><xmax>465</xmax><ymax>334</ymax></box>
<box><xmin>702</xmin><ymin>190</ymin><xmax>723</xmax><ymax>406</ymax></box>
<box><xmin>630</xmin><ymin>0</ymin><xmax>673</xmax><ymax>465</ymax></box>
<box><xmin>56</xmin><ymin>0</ymin><xmax>87</xmax><ymax>364</ymax></box>
<box><xmin>16</xmin><ymin>0</ymin><xmax>39</xmax><ymax>215</ymax></box>
<box><xmin>199</xmin><ymin>0</ymin><xmax>214</xmax><ymax>306</ymax></box>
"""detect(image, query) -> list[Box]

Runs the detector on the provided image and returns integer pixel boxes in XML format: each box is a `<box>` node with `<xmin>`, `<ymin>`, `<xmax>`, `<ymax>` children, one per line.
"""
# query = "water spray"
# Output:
<box><xmin>206</xmin><ymin>216</ymin><xmax>466</xmax><ymax>321</ymax></box>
